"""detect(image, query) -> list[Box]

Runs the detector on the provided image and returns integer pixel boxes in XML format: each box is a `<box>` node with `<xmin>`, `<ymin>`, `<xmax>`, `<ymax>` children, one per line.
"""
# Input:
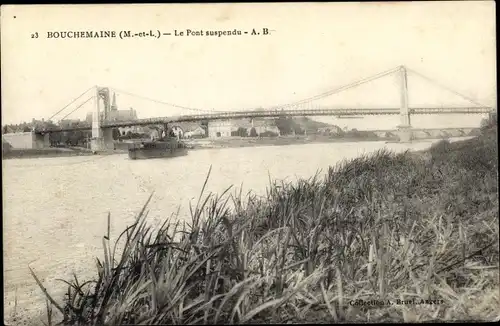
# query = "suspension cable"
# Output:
<box><xmin>58</xmin><ymin>96</ymin><xmax>95</xmax><ymax>122</ymax></box>
<box><xmin>406</xmin><ymin>68</ymin><xmax>487</xmax><ymax>107</ymax></box>
<box><xmin>47</xmin><ymin>86</ymin><xmax>95</xmax><ymax>121</ymax></box>
<box><xmin>109</xmin><ymin>67</ymin><xmax>399</xmax><ymax>114</ymax></box>
<box><xmin>269</xmin><ymin>66</ymin><xmax>401</xmax><ymax>110</ymax></box>
<box><xmin>109</xmin><ymin>87</ymin><xmax>224</xmax><ymax>113</ymax></box>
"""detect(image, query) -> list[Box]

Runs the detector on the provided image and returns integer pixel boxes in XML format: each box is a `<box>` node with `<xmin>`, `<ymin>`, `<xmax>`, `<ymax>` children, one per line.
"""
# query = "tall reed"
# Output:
<box><xmin>33</xmin><ymin>127</ymin><xmax>499</xmax><ymax>324</ymax></box>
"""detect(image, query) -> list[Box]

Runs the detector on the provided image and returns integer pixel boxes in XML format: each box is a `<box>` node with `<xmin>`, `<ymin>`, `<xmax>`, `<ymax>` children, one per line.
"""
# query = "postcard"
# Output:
<box><xmin>2</xmin><ymin>2</ymin><xmax>497</xmax><ymax>325</ymax></box>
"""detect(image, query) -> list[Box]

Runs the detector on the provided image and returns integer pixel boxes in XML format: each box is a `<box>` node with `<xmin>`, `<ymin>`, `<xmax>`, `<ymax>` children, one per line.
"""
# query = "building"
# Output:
<box><xmin>184</xmin><ymin>126</ymin><xmax>206</xmax><ymax>138</ymax></box>
<box><xmin>207</xmin><ymin>118</ymin><xmax>281</xmax><ymax>138</ymax></box>
<box><xmin>86</xmin><ymin>92</ymin><xmax>142</xmax><ymax>134</ymax></box>
<box><xmin>230</xmin><ymin>118</ymin><xmax>280</xmax><ymax>137</ymax></box>
<box><xmin>174</xmin><ymin>122</ymin><xmax>206</xmax><ymax>138</ymax></box>
<box><xmin>208</xmin><ymin>120</ymin><xmax>233</xmax><ymax>138</ymax></box>
<box><xmin>249</xmin><ymin>119</ymin><xmax>281</xmax><ymax>136</ymax></box>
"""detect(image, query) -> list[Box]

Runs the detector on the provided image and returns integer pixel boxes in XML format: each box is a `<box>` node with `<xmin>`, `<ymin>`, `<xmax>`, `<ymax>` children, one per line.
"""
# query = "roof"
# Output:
<box><xmin>173</xmin><ymin>122</ymin><xmax>205</xmax><ymax>132</ymax></box>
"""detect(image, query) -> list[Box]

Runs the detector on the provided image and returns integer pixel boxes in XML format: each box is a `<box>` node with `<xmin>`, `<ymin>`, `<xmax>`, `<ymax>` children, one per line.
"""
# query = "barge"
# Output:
<box><xmin>128</xmin><ymin>137</ymin><xmax>189</xmax><ymax>160</ymax></box>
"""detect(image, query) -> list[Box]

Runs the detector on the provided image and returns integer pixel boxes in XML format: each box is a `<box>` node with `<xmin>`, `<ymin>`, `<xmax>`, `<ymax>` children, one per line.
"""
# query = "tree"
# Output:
<box><xmin>249</xmin><ymin>127</ymin><xmax>258</xmax><ymax>137</ymax></box>
<box><xmin>293</xmin><ymin>125</ymin><xmax>304</xmax><ymax>135</ymax></box>
<box><xmin>49</xmin><ymin>132</ymin><xmax>62</xmax><ymax>146</ymax></box>
<box><xmin>236</xmin><ymin>127</ymin><xmax>248</xmax><ymax>137</ymax></box>
<box><xmin>275</xmin><ymin>116</ymin><xmax>293</xmax><ymax>135</ymax></box>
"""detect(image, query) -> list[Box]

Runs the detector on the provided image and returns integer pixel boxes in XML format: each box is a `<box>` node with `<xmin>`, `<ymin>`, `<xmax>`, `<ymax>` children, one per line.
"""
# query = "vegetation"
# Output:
<box><xmin>335</xmin><ymin>128</ymin><xmax>381</xmax><ymax>140</ymax></box>
<box><xmin>231</xmin><ymin>127</ymin><xmax>249</xmax><ymax>137</ymax></box>
<box><xmin>249</xmin><ymin>127</ymin><xmax>258</xmax><ymax>137</ymax></box>
<box><xmin>31</xmin><ymin>118</ymin><xmax>499</xmax><ymax>324</ymax></box>
<box><xmin>259</xmin><ymin>131</ymin><xmax>280</xmax><ymax>138</ymax></box>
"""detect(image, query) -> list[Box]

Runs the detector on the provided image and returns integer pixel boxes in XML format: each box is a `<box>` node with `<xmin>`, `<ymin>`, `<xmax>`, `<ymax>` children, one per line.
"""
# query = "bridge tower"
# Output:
<box><xmin>396</xmin><ymin>65</ymin><xmax>413</xmax><ymax>142</ymax></box>
<box><xmin>90</xmin><ymin>86</ymin><xmax>115</xmax><ymax>152</ymax></box>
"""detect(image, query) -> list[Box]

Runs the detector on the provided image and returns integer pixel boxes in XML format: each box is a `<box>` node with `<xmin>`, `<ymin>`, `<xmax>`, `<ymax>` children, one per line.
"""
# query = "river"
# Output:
<box><xmin>2</xmin><ymin>138</ymin><xmax>469</xmax><ymax>323</ymax></box>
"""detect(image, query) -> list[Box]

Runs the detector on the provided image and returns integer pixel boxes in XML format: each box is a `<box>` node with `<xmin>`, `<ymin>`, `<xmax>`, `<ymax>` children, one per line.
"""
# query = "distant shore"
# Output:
<box><xmin>2</xmin><ymin>135</ymin><xmax>452</xmax><ymax>160</ymax></box>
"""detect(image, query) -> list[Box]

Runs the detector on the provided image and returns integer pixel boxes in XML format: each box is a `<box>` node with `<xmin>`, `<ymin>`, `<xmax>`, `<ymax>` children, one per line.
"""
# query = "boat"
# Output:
<box><xmin>128</xmin><ymin>137</ymin><xmax>190</xmax><ymax>160</ymax></box>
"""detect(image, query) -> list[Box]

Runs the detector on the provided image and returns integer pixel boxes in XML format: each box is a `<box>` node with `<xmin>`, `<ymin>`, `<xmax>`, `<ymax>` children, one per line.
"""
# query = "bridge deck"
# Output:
<box><xmin>35</xmin><ymin>106</ymin><xmax>492</xmax><ymax>133</ymax></box>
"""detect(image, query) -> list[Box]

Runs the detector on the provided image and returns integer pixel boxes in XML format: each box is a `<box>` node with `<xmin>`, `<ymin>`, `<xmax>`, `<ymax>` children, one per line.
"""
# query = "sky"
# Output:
<box><xmin>1</xmin><ymin>2</ymin><xmax>496</xmax><ymax>130</ymax></box>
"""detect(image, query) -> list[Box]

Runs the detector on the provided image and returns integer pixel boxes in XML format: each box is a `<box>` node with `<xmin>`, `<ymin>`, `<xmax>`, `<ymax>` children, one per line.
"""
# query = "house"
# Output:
<box><xmin>250</xmin><ymin>119</ymin><xmax>281</xmax><ymax>136</ymax></box>
<box><xmin>229</xmin><ymin>118</ymin><xmax>280</xmax><ymax>137</ymax></box>
<box><xmin>207</xmin><ymin>118</ymin><xmax>281</xmax><ymax>138</ymax></box>
<box><xmin>172</xmin><ymin>122</ymin><xmax>206</xmax><ymax>139</ymax></box>
<box><xmin>184</xmin><ymin>126</ymin><xmax>206</xmax><ymax>138</ymax></box>
<box><xmin>208</xmin><ymin>120</ymin><xmax>233</xmax><ymax>138</ymax></box>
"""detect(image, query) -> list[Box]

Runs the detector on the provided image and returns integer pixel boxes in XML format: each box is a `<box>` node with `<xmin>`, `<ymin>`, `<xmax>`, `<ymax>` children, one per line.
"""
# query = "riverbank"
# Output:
<box><xmin>107</xmin><ymin>136</ymin><xmax>397</xmax><ymax>152</ymax></box>
<box><xmin>184</xmin><ymin>134</ymin><xmax>467</xmax><ymax>151</ymax></box>
<box><xmin>186</xmin><ymin>135</ymin><xmax>392</xmax><ymax>150</ymax></box>
<box><xmin>1</xmin><ymin>147</ymin><xmax>95</xmax><ymax>160</ymax></box>
<box><xmin>0</xmin><ymin>136</ymin><xmax>429</xmax><ymax>160</ymax></box>
<box><xmin>28</xmin><ymin>125</ymin><xmax>498</xmax><ymax>324</ymax></box>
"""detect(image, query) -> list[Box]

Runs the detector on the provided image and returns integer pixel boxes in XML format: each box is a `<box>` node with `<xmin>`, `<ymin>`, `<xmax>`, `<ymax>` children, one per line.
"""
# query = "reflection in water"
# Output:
<box><xmin>2</xmin><ymin>138</ymin><xmax>468</xmax><ymax>319</ymax></box>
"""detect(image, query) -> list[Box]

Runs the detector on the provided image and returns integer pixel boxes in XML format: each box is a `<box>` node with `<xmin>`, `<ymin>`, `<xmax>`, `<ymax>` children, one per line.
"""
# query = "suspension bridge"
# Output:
<box><xmin>32</xmin><ymin>65</ymin><xmax>493</xmax><ymax>151</ymax></box>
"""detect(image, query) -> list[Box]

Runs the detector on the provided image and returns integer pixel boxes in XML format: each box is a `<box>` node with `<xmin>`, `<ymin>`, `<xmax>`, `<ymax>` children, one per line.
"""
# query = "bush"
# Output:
<box><xmin>33</xmin><ymin>126</ymin><xmax>499</xmax><ymax>324</ymax></box>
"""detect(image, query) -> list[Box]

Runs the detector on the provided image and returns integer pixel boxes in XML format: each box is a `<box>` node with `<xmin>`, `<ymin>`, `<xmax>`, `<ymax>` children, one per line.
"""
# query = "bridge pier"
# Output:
<box><xmin>90</xmin><ymin>86</ymin><xmax>115</xmax><ymax>153</ymax></box>
<box><xmin>397</xmin><ymin>65</ymin><xmax>413</xmax><ymax>143</ymax></box>
<box><xmin>90</xmin><ymin>129</ymin><xmax>115</xmax><ymax>152</ymax></box>
<box><xmin>34</xmin><ymin>132</ymin><xmax>50</xmax><ymax>148</ymax></box>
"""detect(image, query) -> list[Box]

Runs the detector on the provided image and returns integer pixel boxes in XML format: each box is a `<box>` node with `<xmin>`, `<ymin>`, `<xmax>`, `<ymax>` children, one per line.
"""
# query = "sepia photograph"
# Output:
<box><xmin>1</xmin><ymin>2</ymin><xmax>498</xmax><ymax>325</ymax></box>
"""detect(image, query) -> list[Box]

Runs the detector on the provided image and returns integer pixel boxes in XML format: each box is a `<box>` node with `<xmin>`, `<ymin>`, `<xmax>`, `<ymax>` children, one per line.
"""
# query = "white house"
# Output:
<box><xmin>208</xmin><ymin>120</ymin><xmax>233</xmax><ymax>138</ymax></box>
<box><xmin>184</xmin><ymin>126</ymin><xmax>206</xmax><ymax>138</ymax></box>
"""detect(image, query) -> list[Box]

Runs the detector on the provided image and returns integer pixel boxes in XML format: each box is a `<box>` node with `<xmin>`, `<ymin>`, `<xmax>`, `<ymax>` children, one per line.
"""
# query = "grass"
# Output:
<box><xmin>32</xmin><ymin>124</ymin><xmax>499</xmax><ymax>325</ymax></box>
